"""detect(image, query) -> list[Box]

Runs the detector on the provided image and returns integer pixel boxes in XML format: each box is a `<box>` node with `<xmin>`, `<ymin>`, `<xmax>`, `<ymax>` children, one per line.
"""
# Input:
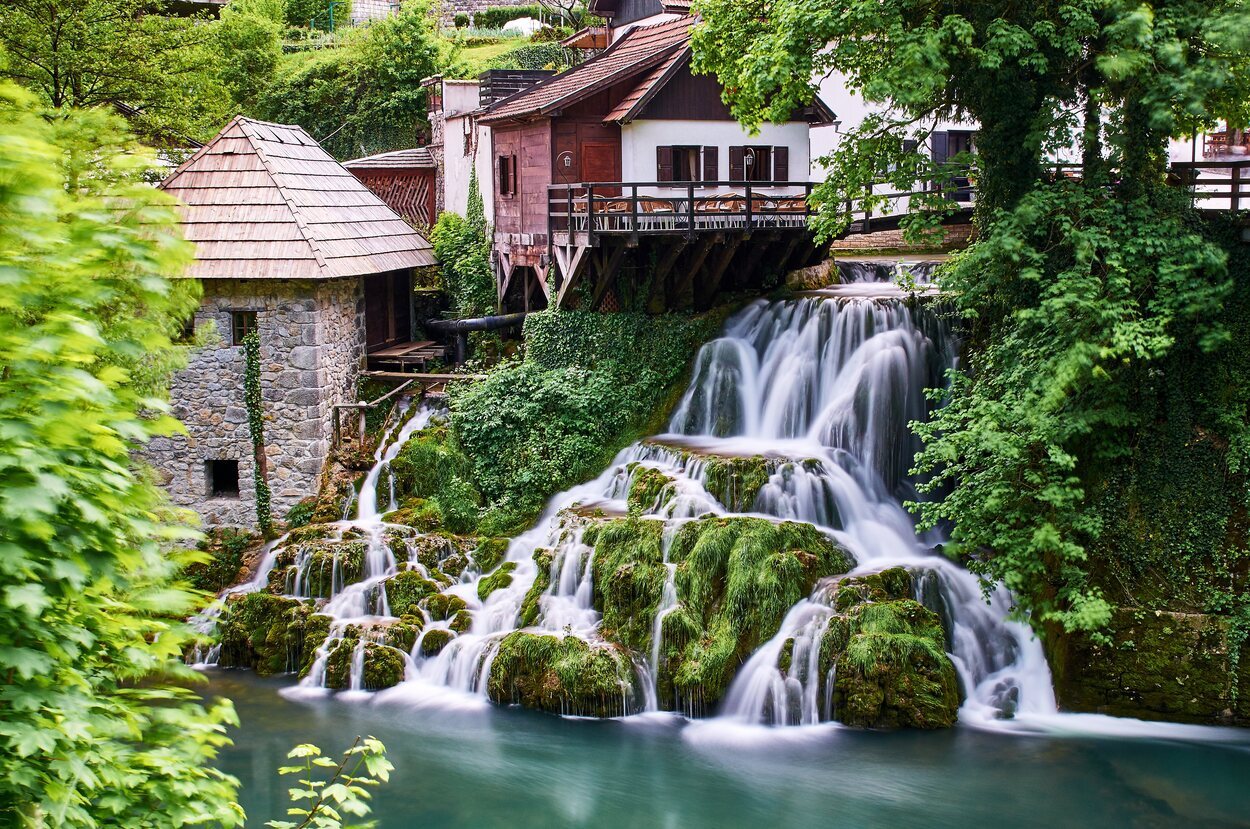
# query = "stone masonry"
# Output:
<box><xmin>146</xmin><ymin>278</ymin><xmax>364</xmax><ymax>528</ymax></box>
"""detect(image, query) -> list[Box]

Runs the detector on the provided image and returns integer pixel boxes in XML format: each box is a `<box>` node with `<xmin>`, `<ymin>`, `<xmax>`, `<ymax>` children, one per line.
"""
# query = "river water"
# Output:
<box><xmin>206</xmin><ymin>671</ymin><xmax>1250</xmax><ymax>828</ymax></box>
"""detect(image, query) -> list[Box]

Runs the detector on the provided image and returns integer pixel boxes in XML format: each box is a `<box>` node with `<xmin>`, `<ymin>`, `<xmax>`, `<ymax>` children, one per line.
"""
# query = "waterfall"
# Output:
<box><xmin>212</xmin><ymin>266</ymin><xmax>1057</xmax><ymax>729</ymax></box>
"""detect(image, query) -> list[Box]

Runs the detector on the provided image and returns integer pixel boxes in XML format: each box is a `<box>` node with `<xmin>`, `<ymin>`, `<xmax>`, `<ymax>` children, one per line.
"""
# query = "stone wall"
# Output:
<box><xmin>830</xmin><ymin>224</ymin><xmax>974</xmax><ymax>253</ymax></box>
<box><xmin>146</xmin><ymin>278</ymin><xmax>364</xmax><ymax>528</ymax></box>
<box><xmin>436</xmin><ymin>0</ymin><xmax>537</xmax><ymax>25</ymax></box>
<box><xmin>352</xmin><ymin>0</ymin><xmax>397</xmax><ymax>23</ymax></box>
<box><xmin>1049</xmin><ymin>607</ymin><xmax>1250</xmax><ymax>726</ymax></box>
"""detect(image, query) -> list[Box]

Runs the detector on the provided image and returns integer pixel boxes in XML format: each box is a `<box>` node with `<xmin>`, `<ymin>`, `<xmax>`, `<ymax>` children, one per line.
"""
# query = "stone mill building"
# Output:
<box><xmin>150</xmin><ymin>116</ymin><xmax>436</xmax><ymax>527</ymax></box>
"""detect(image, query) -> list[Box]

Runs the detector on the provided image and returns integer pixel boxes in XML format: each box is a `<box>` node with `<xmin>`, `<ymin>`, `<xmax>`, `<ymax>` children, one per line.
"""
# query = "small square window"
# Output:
<box><xmin>206</xmin><ymin>459</ymin><xmax>240</xmax><ymax>498</ymax></box>
<box><xmin>231</xmin><ymin>311</ymin><xmax>257</xmax><ymax>346</ymax></box>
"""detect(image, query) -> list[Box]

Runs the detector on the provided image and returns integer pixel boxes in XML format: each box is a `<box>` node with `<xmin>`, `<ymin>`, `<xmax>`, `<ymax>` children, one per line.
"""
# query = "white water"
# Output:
<box><xmin>357</xmin><ymin>283</ymin><xmax>1051</xmax><ymax>729</ymax></box>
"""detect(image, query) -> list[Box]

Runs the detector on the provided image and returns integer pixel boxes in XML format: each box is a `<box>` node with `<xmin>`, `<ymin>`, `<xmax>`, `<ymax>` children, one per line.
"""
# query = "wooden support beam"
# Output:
<box><xmin>736</xmin><ymin>236</ymin><xmax>775</xmax><ymax>291</ymax></box>
<box><xmin>773</xmin><ymin>235</ymin><xmax>804</xmax><ymax>277</ymax></box>
<box><xmin>496</xmin><ymin>251</ymin><xmax>514</xmax><ymax>308</ymax></box>
<box><xmin>589</xmin><ymin>243</ymin><xmax>628</xmax><ymax>311</ymax></box>
<box><xmin>672</xmin><ymin>235</ymin><xmax>718</xmax><ymax>311</ymax></box>
<box><xmin>554</xmin><ymin>243</ymin><xmax>590</xmax><ymax>310</ymax></box>
<box><xmin>697</xmin><ymin>236</ymin><xmax>743</xmax><ymax>309</ymax></box>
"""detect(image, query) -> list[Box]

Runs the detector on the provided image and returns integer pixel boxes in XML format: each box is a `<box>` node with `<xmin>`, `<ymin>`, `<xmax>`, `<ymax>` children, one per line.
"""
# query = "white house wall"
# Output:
<box><xmin>622</xmin><ymin>119</ymin><xmax>811</xmax><ymax>196</ymax></box>
<box><xmin>440</xmin><ymin>81</ymin><xmax>495</xmax><ymax>219</ymax></box>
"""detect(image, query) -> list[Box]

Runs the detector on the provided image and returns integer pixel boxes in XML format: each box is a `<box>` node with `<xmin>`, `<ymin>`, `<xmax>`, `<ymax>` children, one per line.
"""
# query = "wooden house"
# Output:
<box><xmin>149</xmin><ymin>116</ymin><xmax>436</xmax><ymax>528</ymax></box>
<box><xmin>477</xmin><ymin>14</ymin><xmax>835</xmax><ymax>313</ymax></box>
<box><xmin>345</xmin><ymin>147</ymin><xmax>439</xmax><ymax>229</ymax></box>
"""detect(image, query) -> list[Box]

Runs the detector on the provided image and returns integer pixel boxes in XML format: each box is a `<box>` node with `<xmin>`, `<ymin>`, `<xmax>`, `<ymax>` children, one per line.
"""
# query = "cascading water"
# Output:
<box><xmin>204</xmin><ymin>265</ymin><xmax>1058</xmax><ymax>730</ymax></box>
<box><xmin>362</xmin><ymin>273</ymin><xmax>1054</xmax><ymax>727</ymax></box>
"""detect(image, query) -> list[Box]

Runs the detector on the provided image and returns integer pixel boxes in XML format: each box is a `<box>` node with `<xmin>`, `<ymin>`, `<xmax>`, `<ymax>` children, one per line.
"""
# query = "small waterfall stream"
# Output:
<box><xmin>202</xmin><ymin>264</ymin><xmax>1061</xmax><ymax>729</ymax></box>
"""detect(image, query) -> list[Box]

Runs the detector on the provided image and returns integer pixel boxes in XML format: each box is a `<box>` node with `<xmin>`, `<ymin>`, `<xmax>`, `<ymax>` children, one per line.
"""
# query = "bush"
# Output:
<box><xmin>431</xmin><ymin>173</ymin><xmax>495</xmax><ymax>318</ymax></box>
<box><xmin>474</xmin><ymin>4</ymin><xmax>543</xmax><ymax>28</ymax></box>
<box><xmin>449</xmin><ymin>308</ymin><xmax>724</xmax><ymax>530</ymax></box>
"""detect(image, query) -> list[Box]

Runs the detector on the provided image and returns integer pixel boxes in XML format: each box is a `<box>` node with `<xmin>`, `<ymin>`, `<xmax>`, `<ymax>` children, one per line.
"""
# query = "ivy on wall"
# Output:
<box><xmin>243</xmin><ymin>329</ymin><xmax>274</xmax><ymax>537</ymax></box>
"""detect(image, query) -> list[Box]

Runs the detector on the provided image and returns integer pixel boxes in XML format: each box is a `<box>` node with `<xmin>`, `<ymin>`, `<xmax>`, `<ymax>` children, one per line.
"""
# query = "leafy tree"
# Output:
<box><xmin>0</xmin><ymin>86</ymin><xmax>242</xmax><ymax>827</ymax></box>
<box><xmin>0</xmin><ymin>0</ymin><xmax>231</xmax><ymax>145</ymax></box>
<box><xmin>693</xmin><ymin>0</ymin><xmax>1250</xmax><ymax>635</ymax></box>
<box><xmin>216</xmin><ymin>0</ymin><xmax>285</xmax><ymax>110</ymax></box>
<box><xmin>432</xmin><ymin>171</ymin><xmax>496</xmax><ymax>319</ymax></box>
<box><xmin>256</xmin><ymin>0</ymin><xmax>444</xmax><ymax>158</ymax></box>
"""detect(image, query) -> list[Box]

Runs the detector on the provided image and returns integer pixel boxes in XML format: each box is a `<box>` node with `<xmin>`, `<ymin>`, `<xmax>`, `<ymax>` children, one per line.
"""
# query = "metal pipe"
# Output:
<box><xmin>425</xmin><ymin>312</ymin><xmax>529</xmax><ymax>364</ymax></box>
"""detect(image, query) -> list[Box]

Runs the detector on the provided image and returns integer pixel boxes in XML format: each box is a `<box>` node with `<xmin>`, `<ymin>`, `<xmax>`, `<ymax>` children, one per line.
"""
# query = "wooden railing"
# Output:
<box><xmin>547</xmin><ymin>181</ymin><xmax>816</xmax><ymax>242</ymax></box>
<box><xmin>1170</xmin><ymin>160</ymin><xmax>1250</xmax><ymax>212</ymax></box>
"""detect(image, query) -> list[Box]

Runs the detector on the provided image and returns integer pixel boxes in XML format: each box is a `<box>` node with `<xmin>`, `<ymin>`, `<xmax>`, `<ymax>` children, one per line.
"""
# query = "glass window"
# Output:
<box><xmin>231</xmin><ymin>310</ymin><xmax>257</xmax><ymax>346</ymax></box>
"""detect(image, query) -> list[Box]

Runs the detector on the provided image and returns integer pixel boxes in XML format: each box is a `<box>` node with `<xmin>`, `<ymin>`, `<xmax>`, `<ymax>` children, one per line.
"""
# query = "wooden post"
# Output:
<box><xmin>687</xmin><ymin>182</ymin><xmax>696</xmax><ymax>240</ymax></box>
<box><xmin>745</xmin><ymin>182</ymin><xmax>753</xmax><ymax>233</ymax></box>
<box><xmin>1233</xmin><ymin>163</ymin><xmax>1242</xmax><ymax>212</ymax></box>
<box><xmin>587</xmin><ymin>184</ymin><xmax>596</xmax><ymax>247</ymax></box>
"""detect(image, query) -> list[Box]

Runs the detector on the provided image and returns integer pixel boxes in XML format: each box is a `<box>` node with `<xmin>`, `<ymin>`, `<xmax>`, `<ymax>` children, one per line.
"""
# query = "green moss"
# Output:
<box><xmin>519</xmin><ymin>547</ymin><xmax>554</xmax><ymax>627</ymax></box>
<box><xmin>284</xmin><ymin>497</ymin><xmax>317</xmax><ymax>529</ymax></box>
<box><xmin>487</xmin><ymin>632</ymin><xmax>637</xmax><ymax>717</ymax></box>
<box><xmin>592</xmin><ymin>515</ymin><xmax>852</xmax><ymax>715</ymax></box>
<box><xmin>424</xmin><ymin>593</ymin><xmax>468</xmax><ymax>621</ymax></box>
<box><xmin>267</xmin><ymin>539</ymin><xmax>367</xmax><ymax>598</ymax></box>
<box><xmin>407</xmin><ymin>533</ymin><xmax>475</xmax><ymax>577</ymax></box>
<box><xmin>699</xmin><ymin>455</ymin><xmax>774</xmax><ymax>512</ymax></box>
<box><xmin>627</xmin><ymin>466</ymin><xmax>674</xmax><ymax>513</ymax></box>
<box><xmin>477</xmin><ymin>561</ymin><xmax>518</xmax><ymax>601</ymax></box>
<box><xmin>383</xmin><ymin>570</ymin><xmax>440</xmax><ymax>617</ymax></box>
<box><xmin>387</xmin><ymin>498</ymin><xmax>445</xmax><ymax>532</ymax></box>
<box><xmin>384</xmin><ymin>616</ymin><xmax>424</xmax><ymax>653</ymax></box>
<box><xmin>419</xmin><ymin>628</ymin><xmax>454</xmax><ymax>656</ymax></box>
<box><xmin>589</xmin><ymin>517</ymin><xmax>667</xmax><ymax>652</ymax></box>
<box><xmin>833</xmin><ymin>567</ymin><xmax>914</xmax><ymax>611</ymax></box>
<box><xmin>362</xmin><ymin>643</ymin><xmax>407</xmax><ymax>690</ymax></box>
<box><xmin>389</xmin><ymin>426</ymin><xmax>482</xmax><ymax>534</ymax></box>
<box><xmin>450</xmin><ymin>609</ymin><xmax>473</xmax><ymax>633</ymax></box>
<box><xmin>216</xmin><ymin>592</ymin><xmax>316</xmax><ymax>676</ymax></box>
<box><xmin>817</xmin><ymin>577</ymin><xmax>961</xmax><ymax>729</ymax></box>
<box><xmin>186</xmin><ymin>528</ymin><xmax>255</xmax><ymax>594</ymax></box>
<box><xmin>473</xmin><ymin>537</ymin><xmax>511</xmax><ymax>573</ymax></box>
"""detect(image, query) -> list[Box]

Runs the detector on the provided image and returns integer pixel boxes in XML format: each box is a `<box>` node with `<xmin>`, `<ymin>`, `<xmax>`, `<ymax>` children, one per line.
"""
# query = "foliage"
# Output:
<box><xmin>0</xmin><ymin>0</ymin><xmax>231</xmax><ymax>146</ymax></box>
<box><xmin>255</xmin><ymin>1</ymin><xmax>444</xmax><ymax>159</ymax></box>
<box><xmin>912</xmin><ymin>184</ymin><xmax>1232</xmax><ymax>635</ymax></box>
<box><xmin>187</xmin><ymin>529</ymin><xmax>255</xmax><ymax>594</ymax></box>
<box><xmin>216</xmin><ymin>0</ymin><xmax>285</xmax><ymax>109</ymax></box>
<box><xmin>388</xmin><ymin>426</ymin><xmax>483</xmax><ymax>535</ymax></box>
<box><xmin>431</xmin><ymin>172</ymin><xmax>495</xmax><ymax>318</ymax></box>
<box><xmin>0</xmin><ymin>88</ymin><xmax>241</xmax><ymax>827</ymax></box>
<box><xmin>449</xmin><ymin>309</ymin><xmax>721</xmax><ymax>531</ymax></box>
<box><xmin>244</xmin><ymin>330</ymin><xmax>275</xmax><ymax>536</ymax></box>
<box><xmin>487</xmin><ymin>632</ymin><xmax>636</xmax><ymax>717</ymax></box>
<box><xmin>692</xmin><ymin>0</ymin><xmax>1250</xmax><ymax>238</ymax></box>
<box><xmin>472</xmin><ymin>4</ymin><xmax>543</xmax><ymax>29</ymax></box>
<box><xmin>267</xmin><ymin>737</ymin><xmax>392</xmax><ymax>829</ymax></box>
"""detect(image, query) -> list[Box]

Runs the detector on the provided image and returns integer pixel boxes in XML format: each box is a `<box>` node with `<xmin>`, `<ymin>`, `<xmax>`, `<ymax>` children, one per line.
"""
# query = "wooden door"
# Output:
<box><xmin>581</xmin><ymin>141</ymin><xmax>620</xmax><ymax>196</ymax></box>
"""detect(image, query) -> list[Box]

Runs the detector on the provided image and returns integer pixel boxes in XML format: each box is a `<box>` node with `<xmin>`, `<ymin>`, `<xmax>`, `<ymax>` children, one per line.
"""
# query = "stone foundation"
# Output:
<box><xmin>146</xmin><ymin>278</ymin><xmax>364</xmax><ymax>528</ymax></box>
<box><xmin>830</xmin><ymin>224</ymin><xmax>974</xmax><ymax>253</ymax></box>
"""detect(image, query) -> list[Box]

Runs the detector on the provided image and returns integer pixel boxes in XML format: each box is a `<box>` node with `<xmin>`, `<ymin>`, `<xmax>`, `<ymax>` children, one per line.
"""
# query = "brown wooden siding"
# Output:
<box><xmin>352</xmin><ymin>170</ymin><xmax>436</xmax><ymax>228</ymax></box>
<box><xmin>641</xmin><ymin>68</ymin><xmax>813</xmax><ymax>122</ymax></box>
<box><xmin>492</xmin><ymin>121</ymin><xmax>552</xmax><ymax>239</ymax></box>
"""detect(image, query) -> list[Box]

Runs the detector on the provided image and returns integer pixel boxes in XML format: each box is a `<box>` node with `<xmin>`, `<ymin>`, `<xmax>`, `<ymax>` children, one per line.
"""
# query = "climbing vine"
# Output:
<box><xmin>243</xmin><ymin>329</ymin><xmax>274</xmax><ymax>537</ymax></box>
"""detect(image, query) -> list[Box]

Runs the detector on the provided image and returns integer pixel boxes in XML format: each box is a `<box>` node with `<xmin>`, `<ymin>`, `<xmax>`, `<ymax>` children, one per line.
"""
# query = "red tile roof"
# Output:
<box><xmin>160</xmin><ymin>117</ymin><xmax>435</xmax><ymax>280</ymax></box>
<box><xmin>479</xmin><ymin>15</ymin><xmax>694</xmax><ymax>124</ymax></box>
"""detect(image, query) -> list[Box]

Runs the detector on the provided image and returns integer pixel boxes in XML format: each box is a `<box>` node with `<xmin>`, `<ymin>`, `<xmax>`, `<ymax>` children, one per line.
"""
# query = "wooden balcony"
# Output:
<box><xmin>547</xmin><ymin>180</ymin><xmax>817</xmax><ymax>247</ymax></box>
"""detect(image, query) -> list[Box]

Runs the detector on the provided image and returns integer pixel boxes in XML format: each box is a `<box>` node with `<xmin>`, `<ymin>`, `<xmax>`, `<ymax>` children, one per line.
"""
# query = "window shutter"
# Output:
<box><xmin>931</xmin><ymin>132</ymin><xmax>950</xmax><ymax>164</ymax></box>
<box><xmin>902</xmin><ymin>139</ymin><xmax>919</xmax><ymax>154</ymax></box>
<box><xmin>657</xmin><ymin>146</ymin><xmax>674</xmax><ymax>182</ymax></box>
<box><xmin>702</xmin><ymin>146</ymin><xmax>719</xmax><ymax>182</ymax></box>
<box><xmin>510</xmin><ymin>156</ymin><xmax>518</xmax><ymax>193</ymax></box>
<box><xmin>773</xmin><ymin>146</ymin><xmax>789</xmax><ymax>181</ymax></box>
<box><xmin>729</xmin><ymin>146</ymin><xmax>745</xmax><ymax>181</ymax></box>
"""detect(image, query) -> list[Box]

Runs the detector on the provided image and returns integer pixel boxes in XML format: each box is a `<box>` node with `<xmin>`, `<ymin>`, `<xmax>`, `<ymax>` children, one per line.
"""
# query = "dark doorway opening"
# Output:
<box><xmin>207</xmin><ymin>459</ymin><xmax>240</xmax><ymax>498</ymax></box>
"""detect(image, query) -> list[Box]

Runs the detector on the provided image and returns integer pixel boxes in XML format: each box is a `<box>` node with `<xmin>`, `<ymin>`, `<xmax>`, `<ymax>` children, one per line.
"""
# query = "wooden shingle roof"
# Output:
<box><xmin>344</xmin><ymin>147</ymin><xmax>436</xmax><ymax>171</ymax></box>
<box><xmin>479</xmin><ymin>16</ymin><xmax>693</xmax><ymax>124</ymax></box>
<box><xmin>160</xmin><ymin>116</ymin><xmax>436</xmax><ymax>280</ymax></box>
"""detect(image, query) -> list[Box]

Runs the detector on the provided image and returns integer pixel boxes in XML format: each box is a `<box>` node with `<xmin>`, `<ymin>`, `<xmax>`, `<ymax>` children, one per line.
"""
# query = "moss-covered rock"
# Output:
<box><xmin>487</xmin><ymin>632</ymin><xmax>638</xmax><ymax>717</ymax></box>
<box><xmin>267</xmin><ymin>538</ymin><xmax>367</xmax><ymax>599</ymax></box>
<box><xmin>424</xmin><ymin>592</ymin><xmax>468</xmax><ymax>622</ymax></box>
<box><xmin>216</xmin><ymin>592</ymin><xmax>317</xmax><ymax>676</ymax></box>
<box><xmin>699</xmin><ymin>455</ymin><xmax>775</xmax><ymax>512</ymax></box>
<box><xmin>419</xmin><ymin>628</ymin><xmax>455</xmax><ymax>656</ymax></box>
<box><xmin>584</xmin><ymin>515</ymin><xmax>852</xmax><ymax>716</ymax></box>
<box><xmin>383</xmin><ymin>570</ymin><xmax>440</xmax><ymax>617</ymax></box>
<box><xmin>477</xmin><ymin>561</ymin><xmax>518</xmax><ymax>601</ymax></box>
<box><xmin>519</xmin><ymin>547</ymin><xmax>555</xmax><ymax>627</ymax></box>
<box><xmin>830</xmin><ymin>600</ymin><xmax>961</xmax><ymax>728</ymax></box>
<box><xmin>814</xmin><ymin>569</ymin><xmax>961</xmax><ymax>729</ymax></box>
<box><xmin>1048</xmin><ymin>606</ymin><xmax>1250</xmax><ymax>726</ymax></box>
<box><xmin>389</xmin><ymin>426</ymin><xmax>482</xmax><ymax>534</ymax></box>
<box><xmin>627</xmin><ymin>465</ymin><xmax>675</xmax><ymax>513</ymax></box>
<box><xmin>312</xmin><ymin>628</ymin><xmax>410</xmax><ymax>691</ymax></box>
<box><xmin>362</xmin><ymin>643</ymin><xmax>407</xmax><ymax>690</ymax></box>
<box><xmin>472</xmin><ymin>537</ymin><xmax>511</xmax><ymax>573</ymax></box>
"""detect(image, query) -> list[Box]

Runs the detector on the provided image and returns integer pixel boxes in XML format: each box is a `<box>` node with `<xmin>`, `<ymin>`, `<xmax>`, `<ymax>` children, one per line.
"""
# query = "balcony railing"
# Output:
<box><xmin>547</xmin><ymin>180</ymin><xmax>816</xmax><ymax>241</ymax></box>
